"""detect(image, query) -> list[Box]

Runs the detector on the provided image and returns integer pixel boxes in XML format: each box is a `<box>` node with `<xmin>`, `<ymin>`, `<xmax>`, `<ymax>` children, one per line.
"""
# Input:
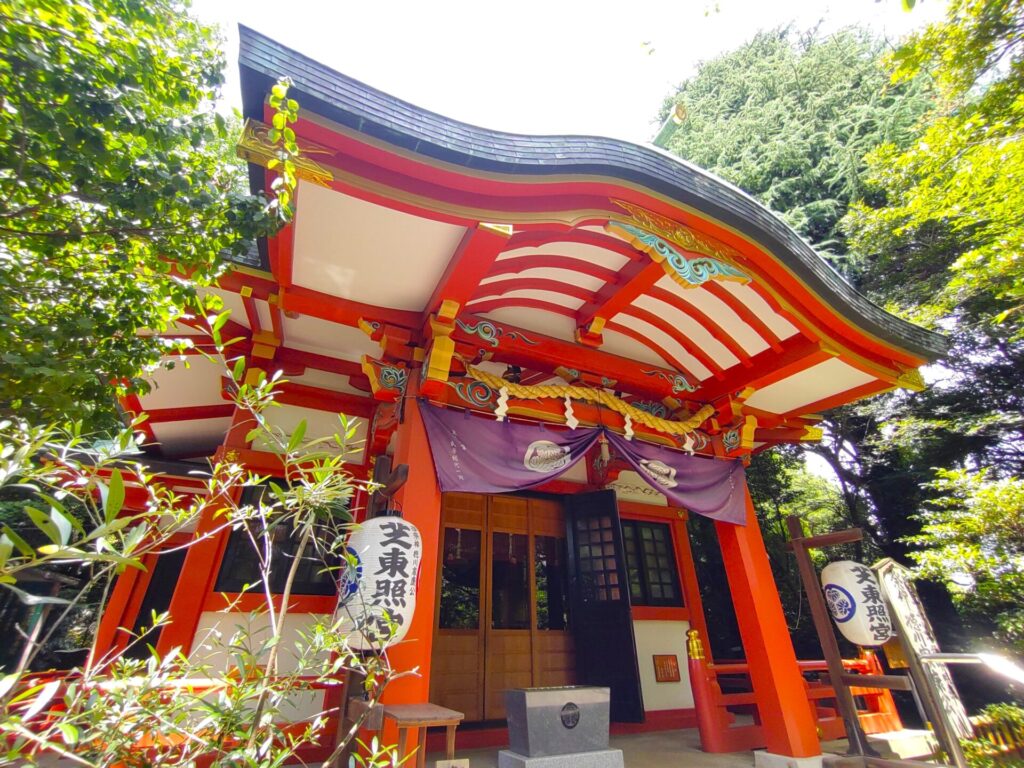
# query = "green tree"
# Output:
<box><xmin>657</xmin><ymin>27</ymin><xmax>947</xmax><ymax>550</ymax></box>
<box><xmin>841</xmin><ymin>0</ymin><xmax>1024</xmax><ymax>633</ymax></box>
<box><xmin>847</xmin><ymin>0</ymin><xmax>1024</xmax><ymax>332</ymax></box>
<box><xmin>659</xmin><ymin>27</ymin><xmax>933</xmax><ymax>271</ymax></box>
<box><xmin>656</xmin><ymin>26</ymin><xmax>1013</xmax><ymax>674</ymax></box>
<box><xmin>905</xmin><ymin>469</ymin><xmax>1024</xmax><ymax>653</ymax></box>
<box><xmin>0</xmin><ymin>0</ymin><xmax>283</xmax><ymax>430</ymax></box>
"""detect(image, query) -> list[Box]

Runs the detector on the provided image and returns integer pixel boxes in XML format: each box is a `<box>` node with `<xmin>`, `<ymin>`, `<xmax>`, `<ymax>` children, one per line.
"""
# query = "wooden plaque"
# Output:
<box><xmin>652</xmin><ymin>654</ymin><xmax>681</xmax><ymax>683</ymax></box>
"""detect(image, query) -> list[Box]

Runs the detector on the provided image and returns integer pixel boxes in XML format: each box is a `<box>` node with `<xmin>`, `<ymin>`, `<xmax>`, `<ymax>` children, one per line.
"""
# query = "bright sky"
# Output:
<box><xmin>192</xmin><ymin>0</ymin><xmax>947</xmax><ymax>145</ymax></box>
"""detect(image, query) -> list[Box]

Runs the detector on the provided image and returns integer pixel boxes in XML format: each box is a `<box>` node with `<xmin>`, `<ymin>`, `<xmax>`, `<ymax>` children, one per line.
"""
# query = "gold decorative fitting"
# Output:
<box><xmin>801</xmin><ymin>426</ymin><xmax>824</xmax><ymax>442</ymax></box>
<box><xmin>463</xmin><ymin>362</ymin><xmax>714</xmax><ymax>437</ymax></box>
<box><xmin>687</xmin><ymin>629</ymin><xmax>705</xmax><ymax>660</ymax></box>
<box><xmin>896</xmin><ymin>367</ymin><xmax>926</xmax><ymax>392</ymax></box>
<box><xmin>611</xmin><ymin>199</ymin><xmax>745</xmax><ymax>265</ymax></box>
<box><xmin>236</xmin><ymin>118</ymin><xmax>334</xmax><ymax>188</ymax></box>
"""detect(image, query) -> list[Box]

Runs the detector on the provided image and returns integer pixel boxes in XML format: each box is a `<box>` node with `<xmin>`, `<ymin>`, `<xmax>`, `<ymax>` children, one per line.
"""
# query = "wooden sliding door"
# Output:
<box><xmin>431</xmin><ymin>493</ymin><xmax>575</xmax><ymax>722</ymax></box>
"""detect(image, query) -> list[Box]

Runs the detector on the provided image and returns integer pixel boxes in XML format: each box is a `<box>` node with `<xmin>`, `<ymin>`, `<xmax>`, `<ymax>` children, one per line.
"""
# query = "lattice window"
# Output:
<box><xmin>622</xmin><ymin>520</ymin><xmax>684</xmax><ymax>607</ymax></box>
<box><xmin>574</xmin><ymin>515</ymin><xmax>621</xmax><ymax>602</ymax></box>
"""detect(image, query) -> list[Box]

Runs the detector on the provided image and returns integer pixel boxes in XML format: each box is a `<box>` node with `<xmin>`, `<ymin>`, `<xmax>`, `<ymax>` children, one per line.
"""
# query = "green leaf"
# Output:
<box><xmin>57</xmin><ymin>723</ymin><xmax>80</xmax><ymax>746</ymax></box>
<box><xmin>25</xmin><ymin>506</ymin><xmax>61</xmax><ymax>545</ymax></box>
<box><xmin>2</xmin><ymin>526</ymin><xmax>34</xmax><ymax>557</ymax></box>
<box><xmin>105</xmin><ymin>468</ymin><xmax>125</xmax><ymax>522</ymax></box>
<box><xmin>287</xmin><ymin>419</ymin><xmax>307</xmax><ymax>453</ymax></box>
<box><xmin>4</xmin><ymin>584</ymin><xmax>72</xmax><ymax>606</ymax></box>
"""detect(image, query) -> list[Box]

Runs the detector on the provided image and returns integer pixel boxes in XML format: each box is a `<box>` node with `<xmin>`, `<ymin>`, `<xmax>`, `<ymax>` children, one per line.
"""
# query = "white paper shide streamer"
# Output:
<box><xmin>564</xmin><ymin>394</ymin><xmax>579</xmax><ymax>429</ymax></box>
<box><xmin>495</xmin><ymin>386</ymin><xmax>510</xmax><ymax>421</ymax></box>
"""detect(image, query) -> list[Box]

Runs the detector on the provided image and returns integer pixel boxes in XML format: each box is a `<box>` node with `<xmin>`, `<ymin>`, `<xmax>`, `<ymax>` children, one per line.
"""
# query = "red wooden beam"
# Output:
<box><xmin>575</xmin><ymin>259</ymin><xmax>665</xmax><ymax>330</ymax></box>
<box><xmin>268</xmin><ymin>301</ymin><xmax>285</xmax><ymax>342</ymax></box>
<box><xmin>472</xmin><ymin>277</ymin><xmax>595</xmax><ymax>304</ymax></box>
<box><xmin>141</xmin><ymin>404</ymin><xmax>235</xmax><ymax>424</ymax></box>
<box><xmin>704</xmin><ymin>281</ymin><xmax>784</xmax><ymax>352</ymax></box>
<box><xmin>694</xmin><ymin>337</ymin><xmax>828</xmax><ymax>403</ymax></box>
<box><xmin>273</xmin><ymin>380</ymin><xmax>377</xmax><ymax>419</ymax></box>
<box><xmin>241</xmin><ymin>295</ymin><xmax>263</xmax><ymax>334</ymax></box>
<box><xmin>778</xmin><ymin>379</ymin><xmax>889</xmax><ymax>418</ymax></box>
<box><xmin>451</xmin><ymin>313</ymin><xmax>696</xmax><ymax>400</ymax></box>
<box><xmin>465</xmin><ymin>297</ymin><xmax>579</xmax><ymax>320</ymax></box>
<box><xmin>275</xmin><ymin>347</ymin><xmax>364</xmax><ymax>377</ymax></box>
<box><xmin>603</xmin><ymin>319</ymin><xmax>705</xmax><ymax>380</ymax></box>
<box><xmin>423</xmin><ymin>224</ymin><xmax>510</xmax><ymax>321</ymax></box>
<box><xmin>505</xmin><ymin>228</ymin><xmax>644</xmax><ymax>264</ymax></box>
<box><xmin>119</xmin><ymin>392</ymin><xmax>158</xmax><ymax>445</ymax></box>
<box><xmin>216</xmin><ymin>268</ymin><xmax>278</xmax><ymax>301</ymax></box>
<box><xmin>280</xmin><ymin>284</ymin><xmax>421</xmax><ymax>330</ymax></box>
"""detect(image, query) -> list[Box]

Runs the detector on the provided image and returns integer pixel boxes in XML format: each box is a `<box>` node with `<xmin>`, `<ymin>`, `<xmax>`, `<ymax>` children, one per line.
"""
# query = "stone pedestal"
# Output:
<box><xmin>754</xmin><ymin>750</ymin><xmax>824</xmax><ymax>768</ymax></box>
<box><xmin>498</xmin><ymin>748</ymin><xmax>624</xmax><ymax>768</ymax></box>
<box><xmin>502</xmin><ymin>687</ymin><xmax>623</xmax><ymax>768</ymax></box>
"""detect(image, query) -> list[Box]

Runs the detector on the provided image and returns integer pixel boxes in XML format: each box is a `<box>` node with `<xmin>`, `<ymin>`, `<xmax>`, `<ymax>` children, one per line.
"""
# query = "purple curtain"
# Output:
<box><xmin>419</xmin><ymin>402</ymin><xmax>746</xmax><ymax>525</ymax></box>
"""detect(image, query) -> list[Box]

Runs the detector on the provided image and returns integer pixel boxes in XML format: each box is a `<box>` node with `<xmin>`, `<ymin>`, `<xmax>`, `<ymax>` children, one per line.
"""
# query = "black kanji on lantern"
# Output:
<box><xmin>379</xmin><ymin>521</ymin><xmax>412</xmax><ymax>549</ymax></box>
<box><xmin>375</xmin><ymin>548</ymin><xmax>410</xmax><ymax>578</ymax></box>
<box><xmin>371</xmin><ymin>578</ymin><xmax>408</xmax><ymax>608</ymax></box>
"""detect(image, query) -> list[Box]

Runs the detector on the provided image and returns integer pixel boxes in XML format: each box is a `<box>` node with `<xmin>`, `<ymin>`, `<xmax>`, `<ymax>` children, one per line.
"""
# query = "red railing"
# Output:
<box><xmin>686</xmin><ymin>631</ymin><xmax>902</xmax><ymax>753</ymax></box>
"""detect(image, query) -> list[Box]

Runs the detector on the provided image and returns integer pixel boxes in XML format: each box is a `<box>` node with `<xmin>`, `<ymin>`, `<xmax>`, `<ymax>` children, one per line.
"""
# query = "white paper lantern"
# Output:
<box><xmin>821</xmin><ymin>560</ymin><xmax>894</xmax><ymax>647</ymax></box>
<box><xmin>335</xmin><ymin>516</ymin><xmax>422</xmax><ymax>650</ymax></box>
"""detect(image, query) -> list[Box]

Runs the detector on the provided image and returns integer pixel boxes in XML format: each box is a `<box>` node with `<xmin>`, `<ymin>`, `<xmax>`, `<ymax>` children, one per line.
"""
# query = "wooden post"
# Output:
<box><xmin>379</xmin><ymin>391</ymin><xmax>443</xmax><ymax>707</ymax></box>
<box><xmin>714</xmin><ymin>486</ymin><xmax>821</xmax><ymax>759</ymax></box>
<box><xmin>687</xmin><ymin>630</ymin><xmax>733</xmax><ymax>753</ymax></box>
<box><xmin>786</xmin><ymin>516</ymin><xmax>878</xmax><ymax>758</ymax></box>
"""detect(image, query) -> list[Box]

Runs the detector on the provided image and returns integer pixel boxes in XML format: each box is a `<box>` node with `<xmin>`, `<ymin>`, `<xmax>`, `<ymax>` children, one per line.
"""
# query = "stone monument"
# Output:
<box><xmin>498</xmin><ymin>687</ymin><xmax>625</xmax><ymax>768</ymax></box>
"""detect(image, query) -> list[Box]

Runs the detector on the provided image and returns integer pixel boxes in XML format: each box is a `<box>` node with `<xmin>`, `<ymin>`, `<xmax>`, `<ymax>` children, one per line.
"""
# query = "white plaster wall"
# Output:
<box><xmin>190</xmin><ymin>611</ymin><xmax>329</xmax><ymax>722</ymax></box>
<box><xmin>632</xmin><ymin>619</ymin><xmax>694</xmax><ymax>711</ymax></box>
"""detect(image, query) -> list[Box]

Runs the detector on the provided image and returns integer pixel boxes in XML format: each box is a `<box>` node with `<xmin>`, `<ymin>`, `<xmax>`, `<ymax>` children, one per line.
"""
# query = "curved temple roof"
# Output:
<box><xmin>237</xmin><ymin>25</ymin><xmax>945</xmax><ymax>362</ymax></box>
<box><xmin>118</xmin><ymin>27</ymin><xmax>947</xmax><ymax>463</ymax></box>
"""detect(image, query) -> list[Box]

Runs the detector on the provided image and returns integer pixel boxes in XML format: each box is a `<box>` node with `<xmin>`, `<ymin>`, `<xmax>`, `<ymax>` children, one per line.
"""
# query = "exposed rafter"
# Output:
<box><xmin>647</xmin><ymin>286</ymin><xmax>752</xmax><ymax>367</ymax></box>
<box><xmin>575</xmin><ymin>259</ymin><xmax>666</xmax><ymax>334</ymax></box>
<box><xmin>486</xmin><ymin>254</ymin><xmax>620</xmax><ymax>284</ymax></box>
<box><xmin>423</xmin><ymin>223</ymin><xmax>510</xmax><ymax>323</ymax></box>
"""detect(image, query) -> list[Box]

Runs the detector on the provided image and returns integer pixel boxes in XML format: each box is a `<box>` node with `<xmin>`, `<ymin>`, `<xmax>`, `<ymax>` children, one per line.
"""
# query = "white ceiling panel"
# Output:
<box><xmin>140</xmin><ymin>356</ymin><xmax>225</xmax><ymax>411</ymax></box>
<box><xmin>292</xmin><ymin>181</ymin><xmax>466</xmax><ymax>311</ymax></box>
<box><xmin>283</xmin><ymin>315</ymin><xmax>379</xmax><ymax>362</ymax></box>
<box><xmin>744</xmin><ymin>358</ymin><xmax>876</xmax><ymax>414</ymax></box>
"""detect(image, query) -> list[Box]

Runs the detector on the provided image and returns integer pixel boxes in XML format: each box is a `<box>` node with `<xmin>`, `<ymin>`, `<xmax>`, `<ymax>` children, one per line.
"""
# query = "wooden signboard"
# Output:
<box><xmin>653</xmin><ymin>654</ymin><xmax>681</xmax><ymax>683</ymax></box>
<box><xmin>874</xmin><ymin>559</ymin><xmax>972</xmax><ymax>741</ymax></box>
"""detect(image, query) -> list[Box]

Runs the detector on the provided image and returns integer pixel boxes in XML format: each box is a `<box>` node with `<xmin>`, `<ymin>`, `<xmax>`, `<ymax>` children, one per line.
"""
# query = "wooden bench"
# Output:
<box><xmin>381</xmin><ymin>702</ymin><xmax>464</xmax><ymax>768</ymax></box>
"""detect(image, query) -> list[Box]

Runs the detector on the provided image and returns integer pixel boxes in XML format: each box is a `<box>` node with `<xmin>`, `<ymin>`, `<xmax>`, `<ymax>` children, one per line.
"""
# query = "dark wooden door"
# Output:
<box><xmin>565</xmin><ymin>490</ymin><xmax>645</xmax><ymax>723</ymax></box>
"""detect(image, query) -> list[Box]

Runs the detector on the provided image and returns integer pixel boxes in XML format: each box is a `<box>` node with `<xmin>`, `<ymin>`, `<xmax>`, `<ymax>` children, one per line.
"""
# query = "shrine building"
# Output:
<box><xmin>97</xmin><ymin>26</ymin><xmax>946</xmax><ymax>766</ymax></box>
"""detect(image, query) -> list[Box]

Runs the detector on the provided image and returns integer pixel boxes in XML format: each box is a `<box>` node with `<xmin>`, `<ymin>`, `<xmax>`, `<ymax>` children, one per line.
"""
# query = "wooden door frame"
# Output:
<box><xmin>432</xmin><ymin>492</ymin><xmax>571</xmax><ymax>721</ymax></box>
<box><xmin>431</xmin><ymin>496</ymin><xmax>487</xmax><ymax>721</ymax></box>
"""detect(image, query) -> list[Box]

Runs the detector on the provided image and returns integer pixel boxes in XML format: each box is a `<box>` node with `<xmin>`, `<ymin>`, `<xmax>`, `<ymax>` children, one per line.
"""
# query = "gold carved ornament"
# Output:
<box><xmin>236</xmin><ymin>118</ymin><xmax>334</xmax><ymax>188</ymax></box>
<box><xmin>611</xmin><ymin>199</ymin><xmax>745</xmax><ymax>265</ymax></box>
<box><xmin>463</xmin><ymin>363</ymin><xmax>714</xmax><ymax>438</ymax></box>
